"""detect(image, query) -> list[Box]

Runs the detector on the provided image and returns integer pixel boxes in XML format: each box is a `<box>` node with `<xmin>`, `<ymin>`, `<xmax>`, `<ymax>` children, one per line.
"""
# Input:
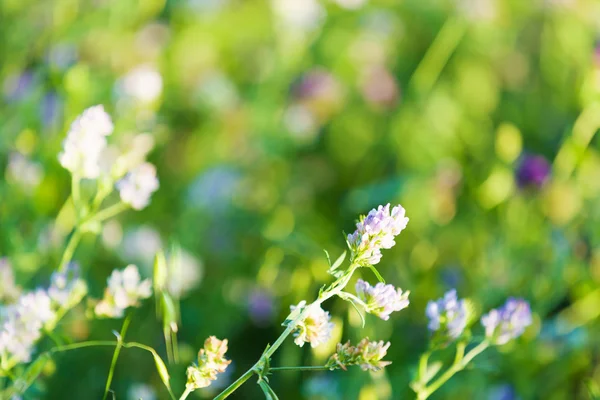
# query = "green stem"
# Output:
<box><xmin>417</xmin><ymin>341</ymin><xmax>489</xmax><ymax>400</ymax></box>
<box><xmin>58</xmin><ymin>228</ymin><xmax>83</xmax><ymax>273</ymax></box>
<box><xmin>102</xmin><ymin>315</ymin><xmax>131</xmax><ymax>400</ymax></box>
<box><xmin>72</xmin><ymin>174</ymin><xmax>82</xmax><ymax>215</ymax></box>
<box><xmin>418</xmin><ymin>351</ymin><xmax>430</xmax><ymax>383</ymax></box>
<box><xmin>179</xmin><ymin>387</ymin><xmax>193</xmax><ymax>400</ymax></box>
<box><xmin>87</xmin><ymin>202</ymin><xmax>128</xmax><ymax>225</ymax></box>
<box><xmin>213</xmin><ymin>368</ymin><xmax>256</xmax><ymax>400</ymax></box>
<box><xmin>213</xmin><ymin>264</ymin><xmax>359</xmax><ymax>400</ymax></box>
<box><xmin>407</xmin><ymin>16</ymin><xmax>466</xmax><ymax>97</ymax></box>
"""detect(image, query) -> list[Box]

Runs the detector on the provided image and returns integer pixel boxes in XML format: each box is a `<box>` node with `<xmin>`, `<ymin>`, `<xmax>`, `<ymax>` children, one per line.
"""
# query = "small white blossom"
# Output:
<box><xmin>119</xmin><ymin>65</ymin><xmax>163</xmax><ymax>103</ymax></box>
<box><xmin>116</xmin><ymin>162</ymin><xmax>159</xmax><ymax>210</ymax></box>
<box><xmin>347</xmin><ymin>204</ymin><xmax>409</xmax><ymax>265</ymax></box>
<box><xmin>289</xmin><ymin>301</ymin><xmax>334</xmax><ymax>348</ymax></box>
<box><xmin>0</xmin><ymin>290</ymin><xmax>55</xmax><ymax>364</ymax></box>
<box><xmin>95</xmin><ymin>265</ymin><xmax>152</xmax><ymax>318</ymax></box>
<box><xmin>58</xmin><ymin>105</ymin><xmax>114</xmax><ymax>179</ymax></box>
<box><xmin>355</xmin><ymin>279</ymin><xmax>409</xmax><ymax>321</ymax></box>
<box><xmin>48</xmin><ymin>264</ymin><xmax>88</xmax><ymax>308</ymax></box>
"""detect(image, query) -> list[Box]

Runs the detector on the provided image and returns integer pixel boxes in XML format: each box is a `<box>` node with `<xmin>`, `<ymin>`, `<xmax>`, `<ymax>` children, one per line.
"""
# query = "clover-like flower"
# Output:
<box><xmin>426</xmin><ymin>289</ymin><xmax>468</xmax><ymax>340</ymax></box>
<box><xmin>289</xmin><ymin>301</ymin><xmax>334</xmax><ymax>348</ymax></box>
<box><xmin>58</xmin><ymin>105</ymin><xmax>114</xmax><ymax>179</ymax></box>
<box><xmin>0</xmin><ymin>290</ymin><xmax>55</xmax><ymax>363</ymax></box>
<box><xmin>355</xmin><ymin>279</ymin><xmax>409</xmax><ymax>321</ymax></box>
<box><xmin>481</xmin><ymin>298</ymin><xmax>532</xmax><ymax>345</ymax></box>
<box><xmin>347</xmin><ymin>204</ymin><xmax>409</xmax><ymax>265</ymax></box>
<box><xmin>116</xmin><ymin>162</ymin><xmax>159</xmax><ymax>210</ymax></box>
<box><xmin>186</xmin><ymin>336</ymin><xmax>232</xmax><ymax>390</ymax></box>
<box><xmin>95</xmin><ymin>265</ymin><xmax>152</xmax><ymax>318</ymax></box>
<box><xmin>326</xmin><ymin>338</ymin><xmax>391</xmax><ymax>372</ymax></box>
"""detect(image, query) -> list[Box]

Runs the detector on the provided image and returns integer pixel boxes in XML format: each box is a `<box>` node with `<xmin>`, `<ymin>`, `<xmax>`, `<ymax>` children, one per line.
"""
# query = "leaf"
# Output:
<box><xmin>150</xmin><ymin>349</ymin><xmax>172</xmax><ymax>392</ymax></box>
<box><xmin>328</xmin><ymin>251</ymin><xmax>347</xmax><ymax>274</ymax></box>
<box><xmin>368</xmin><ymin>265</ymin><xmax>385</xmax><ymax>283</ymax></box>
<box><xmin>258</xmin><ymin>380</ymin><xmax>280</xmax><ymax>400</ymax></box>
<box><xmin>323</xmin><ymin>249</ymin><xmax>331</xmax><ymax>266</ymax></box>
<box><xmin>153</xmin><ymin>250</ymin><xmax>168</xmax><ymax>292</ymax></box>
<box><xmin>6</xmin><ymin>353</ymin><xmax>51</xmax><ymax>396</ymax></box>
<box><xmin>346</xmin><ymin>297</ymin><xmax>366</xmax><ymax>328</ymax></box>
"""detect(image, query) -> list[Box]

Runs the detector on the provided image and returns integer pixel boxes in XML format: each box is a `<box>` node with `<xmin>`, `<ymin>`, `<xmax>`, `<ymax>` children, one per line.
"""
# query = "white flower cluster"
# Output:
<box><xmin>347</xmin><ymin>204</ymin><xmax>409</xmax><ymax>265</ymax></box>
<box><xmin>58</xmin><ymin>106</ymin><xmax>160</xmax><ymax>210</ymax></box>
<box><xmin>116</xmin><ymin>163</ymin><xmax>160</xmax><ymax>210</ymax></box>
<box><xmin>355</xmin><ymin>279</ymin><xmax>410</xmax><ymax>321</ymax></box>
<box><xmin>95</xmin><ymin>265</ymin><xmax>152</xmax><ymax>318</ymax></box>
<box><xmin>58</xmin><ymin>105</ymin><xmax>114</xmax><ymax>179</ymax></box>
<box><xmin>0</xmin><ymin>267</ymin><xmax>87</xmax><ymax>365</ymax></box>
<box><xmin>289</xmin><ymin>301</ymin><xmax>334</xmax><ymax>348</ymax></box>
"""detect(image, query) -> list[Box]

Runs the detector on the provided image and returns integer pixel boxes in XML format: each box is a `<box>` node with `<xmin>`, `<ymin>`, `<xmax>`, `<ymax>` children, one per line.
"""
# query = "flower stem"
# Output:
<box><xmin>58</xmin><ymin>228</ymin><xmax>83</xmax><ymax>273</ymax></box>
<box><xmin>102</xmin><ymin>315</ymin><xmax>131</xmax><ymax>400</ymax></box>
<box><xmin>213</xmin><ymin>263</ymin><xmax>359</xmax><ymax>399</ymax></box>
<box><xmin>179</xmin><ymin>387</ymin><xmax>193</xmax><ymax>400</ymax></box>
<box><xmin>417</xmin><ymin>341</ymin><xmax>489</xmax><ymax>400</ymax></box>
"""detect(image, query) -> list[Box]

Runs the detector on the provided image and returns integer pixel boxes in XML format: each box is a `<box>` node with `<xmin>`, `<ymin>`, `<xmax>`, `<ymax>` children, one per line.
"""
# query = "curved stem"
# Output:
<box><xmin>58</xmin><ymin>228</ymin><xmax>83</xmax><ymax>273</ymax></box>
<box><xmin>102</xmin><ymin>315</ymin><xmax>131</xmax><ymax>400</ymax></box>
<box><xmin>418</xmin><ymin>341</ymin><xmax>489</xmax><ymax>400</ymax></box>
<box><xmin>86</xmin><ymin>202</ymin><xmax>128</xmax><ymax>225</ymax></box>
<box><xmin>213</xmin><ymin>263</ymin><xmax>360</xmax><ymax>400</ymax></box>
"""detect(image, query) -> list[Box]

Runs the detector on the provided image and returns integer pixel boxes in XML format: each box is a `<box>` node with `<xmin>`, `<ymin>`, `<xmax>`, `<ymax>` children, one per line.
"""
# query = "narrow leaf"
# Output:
<box><xmin>150</xmin><ymin>349</ymin><xmax>172</xmax><ymax>392</ymax></box>
<box><xmin>323</xmin><ymin>249</ymin><xmax>331</xmax><ymax>266</ymax></box>
<box><xmin>347</xmin><ymin>297</ymin><xmax>366</xmax><ymax>328</ymax></box>
<box><xmin>329</xmin><ymin>251</ymin><xmax>347</xmax><ymax>272</ymax></box>
<box><xmin>368</xmin><ymin>265</ymin><xmax>386</xmax><ymax>283</ymax></box>
<box><xmin>258</xmin><ymin>380</ymin><xmax>280</xmax><ymax>400</ymax></box>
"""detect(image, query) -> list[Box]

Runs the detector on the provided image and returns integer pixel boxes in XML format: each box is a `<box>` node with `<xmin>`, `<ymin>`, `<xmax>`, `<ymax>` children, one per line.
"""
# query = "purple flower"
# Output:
<box><xmin>516</xmin><ymin>154</ymin><xmax>550</xmax><ymax>188</ymax></box>
<box><xmin>248</xmin><ymin>290</ymin><xmax>275</xmax><ymax>326</ymax></box>
<box><xmin>355</xmin><ymin>279</ymin><xmax>409</xmax><ymax>320</ymax></box>
<box><xmin>426</xmin><ymin>289</ymin><xmax>468</xmax><ymax>340</ymax></box>
<box><xmin>481</xmin><ymin>298</ymin><xmax>532</xmax><ymax>345</ymax></box>
<box><xmin>347</xmin><ymin>204</ymin><xmax>409</xmax><ymax>265</ymax></box>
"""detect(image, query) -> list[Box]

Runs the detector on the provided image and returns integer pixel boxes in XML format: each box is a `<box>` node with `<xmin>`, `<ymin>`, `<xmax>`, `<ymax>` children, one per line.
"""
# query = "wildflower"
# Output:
<box><xmin>48</xmin><ymin>264</ymin><xmax>88</xmax><ymax>308</ymax></box>
<box><xmin>347</xmin><ymin>204</ymin><xmax>409</xmax><ymax>265</ymax></box>
<box><xmin>516</xmin><ymin>154</ymin><xmax>550</xmax><ymax>189</ymax></box>
<box><xmin>116</xmin><ymin>162</ymin><xmax>159</xmax><ymax>210</ymax></box>
<box><xmin>289</xmin><ymin>301</ymin><xmax>334</xmax><ymax>348</ymax></box>
<box><xmin>186</xmin><ymin>336</ymin><xmax>231</xmax><ymax>390</ymax></box>
<box><xmin>118</xmin><ymin>65</ymin><xmax>163</xmax><ymax>103</ymax></box>
<box><xmin>326</xmin><ymin>338</ymin><xmax>391</xmax><ymax>372</ymax></box>
<box><xmin>58</xmin><ymin>105</ymin><xmax>114</xmax><ymax>179</ymax></box>
<box><xmin>95</xmin><ymin>265</ymin><xmax>152</xmax><ymax>318</ymax></box>
<box><xmin>426</xmin><ymin>289</ymin><xmax>468</xmax><ymax>340</ymax></box>
<box><xmin>355</xmin><ymin>279</ymin><xmax>409</xmax><ymax>321</ymax></box>
<box><xmin>0</xmin><ymin>290</ymin><xmax>55</xmax><ymax>364</ymax></box>
<box><xmin>481</xmin><ymin>298</ymin><xmax>532</xmax><ymax>345</ymax></box>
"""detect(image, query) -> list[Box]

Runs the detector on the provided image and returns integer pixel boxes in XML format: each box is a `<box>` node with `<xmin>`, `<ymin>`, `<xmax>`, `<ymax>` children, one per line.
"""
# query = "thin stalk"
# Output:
<box><xmin>179</xmin><ymin>387</ymin><xmax>193</xmax><ymax>400</ymax></box>
<box><xmin>418</xmin><ymin>351</ymin><xmax>430</xmax><ymax>383</ymax></box>
<box><xmin>213</xmin><ymin>264</ymin><xmax>359</xmax><ymax>399</ymax></box>
<box><xmin>58</xmin><ymin>228</ymin><xmax>83</xmax><ymax>272</ymax></box>
<box><xmin>417</xmin><ymin>341</ymin><xmax>489</xmax><ymax>400</ymax></box>
<box><xmin>87</xmin><ymin>202</ymin><xmax>128</xmax><ymax>225</ymax></box>
<box><xmin>72</xmin><ymin>174</ymin><xmax>82</xmax><ymax>214</ymax></box>
<box><xmin>102</xmin><ymin>316</ymin><xmax>131</xmax><ymax>400</ymax></box>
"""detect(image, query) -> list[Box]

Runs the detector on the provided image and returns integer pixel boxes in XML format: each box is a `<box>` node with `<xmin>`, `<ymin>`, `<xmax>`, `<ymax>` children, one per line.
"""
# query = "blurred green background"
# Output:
<box><xmin>2</xmin><ymin>0</ymin><xmax>600</xmax><ymax>398</ymax></box>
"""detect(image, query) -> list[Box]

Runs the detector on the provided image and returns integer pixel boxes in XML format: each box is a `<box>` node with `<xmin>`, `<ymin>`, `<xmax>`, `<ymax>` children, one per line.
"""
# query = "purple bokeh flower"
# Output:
<box><xmin>426</xmin><ymin>289</ymin><xmax>468</xmax><ymax>340</ymax></box>
<box><xmin>481</xmin><ymin>298</ymin><xmax>532</xmax><ymax>345</ymax></box>
<box><xmin>516</xmin><ymin>154</ymin><xmax>550</xmax><ymax>188</ymax></box>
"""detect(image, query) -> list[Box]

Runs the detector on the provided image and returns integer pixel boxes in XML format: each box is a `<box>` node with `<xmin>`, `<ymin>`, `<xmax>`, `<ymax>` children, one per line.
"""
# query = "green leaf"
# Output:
<box><xmin>328</xmin><ymin>251</ymin><xmax>346</xmax><ymax>273</ymax></box>
<box><xmin>258</xmin><ymin>380</ymin><xmax>280</xmax><ymax>400</ymax></box>
<box><xmin>422</xmin><ymin>361</ymin><xmax>443</xmax><ymax>384</ymax></box>
<box><xmin>6</xmin><ymin>353</ymin><xmax>51</xmax><ymax>397</ymax></box>
<box><xmin>368</xmin><ymin>265</ymin><xmax>386</xmax><ymax>283</ymax></box>
<box><xmin>150</xmin><ymin>349</ymin><xmax>172</xmax><ymax>392</ymax></box>
<box><xmin>153</xmin><ymin>250</ymin><xmax>168</xmax><ymax>292</ymax></box>
<box><xmin>323</xmin><ymin>249</ymin><xmax>331</xmax><ymax>266</ymax></box>
<box><xmin>346</xmin><ymin>297</ymin><xmax>366</xmax><ymax>328</ymax></box>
